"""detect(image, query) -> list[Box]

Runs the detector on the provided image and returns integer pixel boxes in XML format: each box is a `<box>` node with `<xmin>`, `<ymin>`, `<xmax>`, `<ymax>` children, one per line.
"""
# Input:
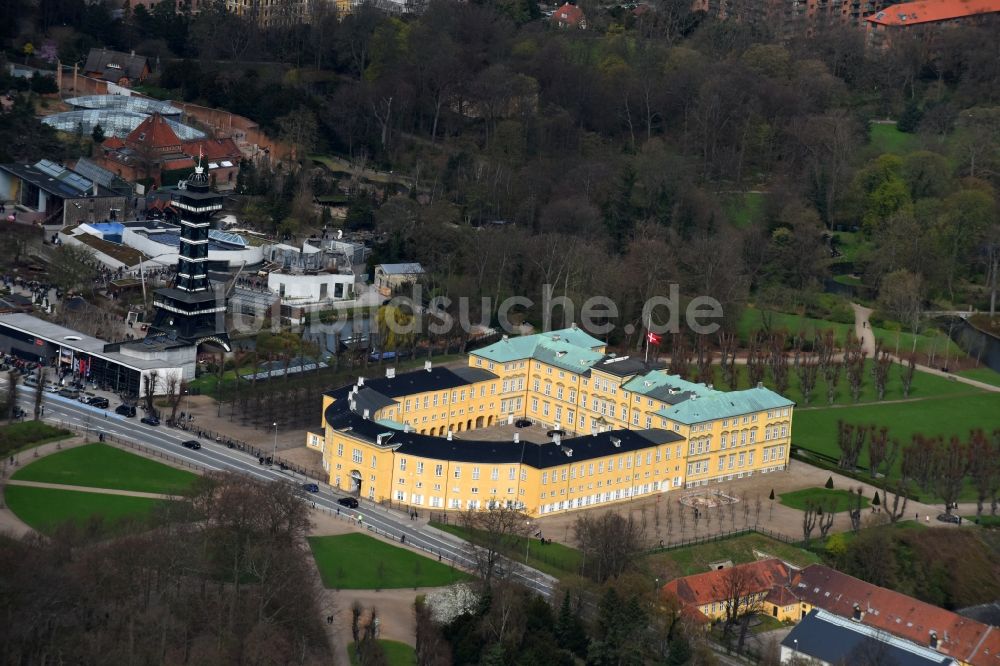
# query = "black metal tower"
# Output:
<box><xmin>149</xmin><ymin>162</ymin><xmax>231</xmax><ymax>351</ymax></box>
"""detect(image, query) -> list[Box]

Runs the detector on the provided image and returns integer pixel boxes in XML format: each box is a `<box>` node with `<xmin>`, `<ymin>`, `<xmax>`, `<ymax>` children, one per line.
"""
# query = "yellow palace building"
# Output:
<box><xmin>307</xmin><ymin>326</ymin><xmax>794</xmax><ymax>517</ymax></box>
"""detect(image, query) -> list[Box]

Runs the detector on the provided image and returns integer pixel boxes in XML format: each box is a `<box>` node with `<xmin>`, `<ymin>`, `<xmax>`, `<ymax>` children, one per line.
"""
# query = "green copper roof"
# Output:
<box><xmin>471</xmin><ymin>327</ymin><xmax>606</xmax><ymax>370</ymax></box>
<box><xmin>655</xmin><ymin>387</ymin><xmax>794</xmax><ymax>425</ymax></box>
<box><xmin>622</xmin><ymin>370</ymin><xmax>716</xmax><ymax>399</ymax></box>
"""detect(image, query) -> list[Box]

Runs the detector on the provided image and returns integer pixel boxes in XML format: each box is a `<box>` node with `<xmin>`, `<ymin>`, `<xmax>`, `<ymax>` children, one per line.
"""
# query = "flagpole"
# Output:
<box><xmin>644</xmin><ymin>313</ymin><xmax>650</xmax><ymax>365</ymax></box>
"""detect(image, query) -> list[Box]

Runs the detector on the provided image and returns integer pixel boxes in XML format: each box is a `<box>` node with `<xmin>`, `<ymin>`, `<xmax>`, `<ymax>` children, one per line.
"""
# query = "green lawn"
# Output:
<box><xmin>645</xmin><ymin>533</ymin><xmax>822</xmax><ymax>578</ymax></box>
<box><xmin>831</xmin><ymin>231</ymin><xmax>867</xmax><ymax>263</ymax></box>
<box><xmin>832</xmin><ymin>274</ymin><xmax>864</xmax><ymax>288</ymax></box>
<box><xmin>12</xmin><ymin>443</ymin><xmax>197</xmax><ymax>494</ymax></box>
<box><xmin>0</xmin><ymin>421</ymin><xmax>72</xmax><ymax>457</ymax></box>
<box><xmin>432</xmin><ymin>522</ymin><xmax>583</xmax><ymax>580</ymax></box>
<box><xmin>712</xmin><ymin>359</ymin><xmax>971</xmax><ymax>407</ymax></box>
<box><xmin>780</xmin><ymin>488</ymin><xmax>871</xmax><ymax>512</ymax></box>
<box><xmin>793</xmin><ymin>392</ymin><xmax>1000</xmax><ymax>499</ymax></box>
<box><xmin>348</xmin><ymin>640</ymin><xmax>416</xmax><ymax>666</ymax></box>
<box><xmin>5</xmin><ymin>485</ymin><xmax>169</xmax><ymax>535</ymax></box>
<box><xmin>955</xmin><ymin>367</ymin><xmax>1000</xmax><ymax>388</ymax></box>
<box><xmin>309</xmin><ymin>533</ymin><xmax>471</xmax><ymax>589</ymax></box>
<box><xmin>723</xmin><ymin>192</ymin><xmax>765</xmax><ymax>229</ymax></box>
<box><xmin>869</xmin><ymin>122</ymin><xmax>920</xmax><ymax>155</ymax></box>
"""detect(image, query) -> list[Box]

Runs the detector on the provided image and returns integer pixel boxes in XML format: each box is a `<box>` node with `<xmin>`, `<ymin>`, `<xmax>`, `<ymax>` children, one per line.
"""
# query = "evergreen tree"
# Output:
<box><xmin>91</xmin><ymin>123</ymin><xmax>106</xmax><ymax>144</ymax></box>
<box><xmin>555</xmin><ymin>591</ymin><xmax>588</xmax><ymax>657</ymax></box>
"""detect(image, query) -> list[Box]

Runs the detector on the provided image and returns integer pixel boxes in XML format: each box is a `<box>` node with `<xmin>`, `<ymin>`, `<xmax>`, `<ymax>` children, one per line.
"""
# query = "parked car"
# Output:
<box><xmin>302</xmin><ymin>483</ymin><xmax>320</xmax><ymax>493</ymax></box>
<box><xmin>88</xmin><ymin>397</ymin><xmax>109</xmax><ymax>409</ymax></box>
<box><xmin>181</xmin><ymin>439</ymin><xmax>201</xmax><ymax>450</ymax></box>
<box><xmin>58</xmin><ymin>388</ymin><xmax>79</xmax><ymax>399</ymax></box>
<box><xmin>337</xmin><ymin>497</ymin><xmax>359</xmax><ymax>508</ymax></box>
<box><xmin>514</xmin><ymin>419</ymin><xmax>532</xmax><ymax>428</ymax></box>
<box><xmin>116</xmin><ymin>404</ymin><xmax>136</xmax><ymax>417</ymax></box>
<box><xmin>140</xmin><ymin>415</ymin><xmax>160</xmax><ymax>426</ymax></box>
<box><xmin>937</xmin><ymin>513</ymin><xmax>961</xmax><ymax>524</ymax></box>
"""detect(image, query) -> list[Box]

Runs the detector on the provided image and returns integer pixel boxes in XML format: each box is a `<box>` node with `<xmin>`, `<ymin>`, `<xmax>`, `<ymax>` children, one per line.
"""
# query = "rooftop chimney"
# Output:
<box><xmin>357</xmin><ymin>376</ymin><xmax>365</xmax><ymax>387</ymax></box>
<box><xmin>502</xmin><ymin>334</ymin><xmax>509</xmax><ymax>342</ymax></box>
<box><xmin>513</xmin><ymin>433</ymin><xmax>520</xmax><ymax>444</ymax></box>
<box><xmin>386</xmin><ymin>367</ymin><xmax>395</xmax><ymax>379</ymax></box>
<box><xmin>447</xmin><ymin>431</ymin><xmax>453</xmax><ymax>441</ymax></box>
<box><xmin>611</xmin><ymin>437</ymin><xmax>622</xmax><ymax>448</ymax></box>
<box><xmin>424</xmin><ymin>360</ymin><xmax>432</xmax><ymax>372</ymax></box>
<box><xmin>363</xmin><ymin>409</ymin><xmax>370</xmax><ymax>420</ymax></box>
<box><xmin>852</xmin><ymin>604</ymin><xmax>863</xmax><ymax>622</ymax></box>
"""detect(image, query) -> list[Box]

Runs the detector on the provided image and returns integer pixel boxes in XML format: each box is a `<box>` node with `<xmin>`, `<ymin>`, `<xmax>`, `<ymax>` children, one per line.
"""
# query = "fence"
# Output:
<box><xmin>645</xmin><ymin>526</ymin><xmax>806</xmax><ymax>555</ymax></box>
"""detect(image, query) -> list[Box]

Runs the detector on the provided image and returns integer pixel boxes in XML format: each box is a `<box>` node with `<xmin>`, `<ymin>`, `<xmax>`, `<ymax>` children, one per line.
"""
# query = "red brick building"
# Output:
<box><xmin>866</xmin><ymin>0</ymin><xmax>1000</xmax><ymax>47</ymax></box>
<box><xmin>551</xmin><ymin>3</ymin><xmax>588</xmax><ymax>28</ymax></box>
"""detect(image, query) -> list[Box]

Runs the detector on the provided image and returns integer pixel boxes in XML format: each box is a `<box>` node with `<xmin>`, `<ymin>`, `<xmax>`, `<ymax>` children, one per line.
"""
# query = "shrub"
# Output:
<box><xmin>825</xmin><ymin>476</ymin><xmax>834</xmax><ymax>489</ymax></box>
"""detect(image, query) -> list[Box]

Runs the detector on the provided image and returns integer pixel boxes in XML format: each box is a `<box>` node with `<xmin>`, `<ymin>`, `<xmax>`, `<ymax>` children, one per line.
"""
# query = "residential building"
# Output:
<box><xmin>224</xmin><ymin>0</ymin><xmax>307</xmax><ymax>27</ymax></box>
<box><xmin>662</xmin><ymin>559</ymin><xmax>798</xmax><ymax>623</ymax></box>
<box><xmin>552</xmin><ymin>2</ymin><xmax>587</xmax><ymax>28</ymax></box>
<box><xmin>374</xmin><ymin>263</ymin><xmax>425</xmax><ymax>296</ymax></box>
<box><xmin>791</xmin><ymin>565</ymin><xmax>1000</xmax><ymax>666</ymax></box>
<box><xmin>693</xmin><ymin>0</ymin><xmax>891</xmax><ymax>39</ymax></box>
<box><xmin>781</xmin><ymin>609</ymin><xmax>959</xmax><ymax>666</ymax></box>
<box><xmin>0</xmin><ymin>159</ymin><xmax>127</xmax><ymax>227</ymax></box>
<box><xmin>865</xmin><ymin>0</ymin><xmax>1000</xmax><ymax>47</ymax></box>
<box><xmin>83</xmin><ymin>48</ymin><xmax>152</xmax><ymax>87</ymax></box>
<box><xmin>306</xmin><ymin>327</ymin><xmax>794</xmax><ymax>516</ymax></box>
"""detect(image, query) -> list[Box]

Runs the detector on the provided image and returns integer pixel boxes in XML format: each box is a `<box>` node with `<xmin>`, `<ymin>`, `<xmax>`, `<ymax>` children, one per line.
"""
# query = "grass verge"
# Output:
<box><xmin>779</xmin><ymin>487</ymin><xmax>870</xmax><ymax>513</ymax></box>
<box><xmin>431</xmin><ymin>522</ymin><xmax>583</xmax><ymax>580</ymax></box>
<box><xmin>309</xmin><ymin>533</ymin><xmax>471</xmax><ymax>589</ymax></box>
<box><xmin>12</xmin><ymin>443</ymin><xmax>197</xmax><ymax>494</ymax></box>
<box><xmin>4</xmin><ymin>485</ymin><xmax>169</xmax><ymax>535</ymax></box>
<box><xmin>0</xmin><ymin>421</ymin><xmax>72</xmax><ymax>458</ymax></box>
<box><xmin>644</xmin><ymin>533</ymin><xmax>822</xmax><ymax>578</ymax></box>
<box><xmin>348</xmin><ymin>640</ymin><xmax>416</xmax><ymax>666</ymax></box>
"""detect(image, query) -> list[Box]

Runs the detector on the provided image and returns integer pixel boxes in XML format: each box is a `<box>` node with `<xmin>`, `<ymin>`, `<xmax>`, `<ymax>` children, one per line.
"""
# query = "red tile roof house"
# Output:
<box><xmin>865</xmin><ymin>0</ymin><xmax>1000</xmax><ymax>47</ymax></box>
<box><xmin>662</xmin><ymin>558</ymin><xmax>797</xmax><ymax>623</ymax></box>
<box><xmin>551</xmin><ymin>2</ymin><xmax>588</xmax><ymax>29</ymax></box>
<box><xmin>792</xmin><ymin>565</ymin><xmax>1000</xmax><ymax>666</ymax></box>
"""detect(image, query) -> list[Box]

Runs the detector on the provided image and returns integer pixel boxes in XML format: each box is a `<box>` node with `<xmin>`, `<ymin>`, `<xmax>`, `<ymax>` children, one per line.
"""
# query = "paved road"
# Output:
<box><xmin>9</xmin><ymin>385</ymin><xmax>557</xmax><ymax>598</ymax></box>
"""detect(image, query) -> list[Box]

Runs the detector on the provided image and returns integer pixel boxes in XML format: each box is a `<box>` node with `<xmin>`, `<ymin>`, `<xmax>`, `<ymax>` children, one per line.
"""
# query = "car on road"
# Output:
<box><xmin>87</xmin><ymin>396</ymin><xmax>109</xmax><ymax>409</ymax></box>
<box><xmin>514</xmin><ymin>419</ymin><xmax>532</xmax><ymax>428</ymax></box>
<box><xmin>181</xmin><ymin>439</ymin><xmax>201</xmax><ymax>450</ymax></box>
<box><xmin>937</xmin><ymin>513</ymin><xmax>961</xmax><ymax>524</ymax></box>
<box><xmin>140</xmin><ymin>415</ymin><xmax>160</xmax><ymax>426</ymax></box>
<box><xmin>337</xmin><ymin>497</ymin><xmax>359</xmax><ymax>508</ymax></box>
<box><xmin>116</xmin><ymin>404</ymin><xmax>136</xmax><ymax>417</ymax></box>
<box><xmin>302</xmin><ymin>483</ymin><xmax>320</xmax><ymax>493</ymax></box>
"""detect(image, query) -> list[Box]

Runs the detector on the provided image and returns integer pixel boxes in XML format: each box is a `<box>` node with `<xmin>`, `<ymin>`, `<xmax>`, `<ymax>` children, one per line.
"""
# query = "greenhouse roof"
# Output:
<box><xmin>66</xmin><ymin>95</ymin><xmax>181</xmax><ymax>115</ymax></box>
<box><xmin>42</xmin><ymin>110</ymin><xmax>206</xmax><ymax>140</ymax></box>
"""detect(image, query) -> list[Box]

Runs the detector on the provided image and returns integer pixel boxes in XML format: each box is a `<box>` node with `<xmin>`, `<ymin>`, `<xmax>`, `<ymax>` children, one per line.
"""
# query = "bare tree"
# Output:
<box><xmin>836</xmin><ymin>421</ymin><xmax>868</xmax><ymax>471</ymax></box>
<box><xmin>694</xmin><ymin>333</ymin><xmax>714</xmax><ymax>385</ymax></box>
<box><xmin>574</xmin><ymin>511</ymin><xmax>645</xmax><ymax>583</ymax></box>
<box><xmin>817</xmin><ymin>501</ymin><xmax>836</xmax><ymax>539</ymax></box>
<box><xmin>844</xmin><ymin>333</ymin><xmax>868</xmax><ymax>403</ymax></box>
<box><xmin>872</xmin><ymin>342</ymin><xmax>893</xmax><ymax>401</ymax></box>
<box><xmin>769</xmin><ymin>332</ymin><xmax>790</xmax><ymax>396</ymax></box>
<box><xmin>746</xmin><ymin>331</ymin><xmax>768</xmax><ymax>387</ymax></box>
<box><xmin>900</xmin><ymin>354</ymin><xmax>917</xmax><ymax>398</ymax></box>
<box><xmin>33</xmin><ymin>368</ymin><xmax>46</xmax><ymax>420</ymax></box>
<box><xmin>459</xmin><ymin>505</ymin><xmax>531</xmax><ymax>586</ymax></box>
<box><xmin>797</xmin><ymin>352</ymin><xmax>820</xmax><ymax>405</ymax></box>
<box><xmin>935</xmin><ymin>436</ymin><xmax>969</xmax><ymax>515</ymax></box>
<box><xmin>141</xmin><ymin>370</ymin><xmax>159</xmax><ymax>415</ymax></box>
<box><xmin>718</xmin><ymin>331</ymin><xmax>739</xmax><ymax>389</ymax></box>
<box><xmin>967</xmin><ymin>429</ymin><xmax>997</xmax><ymax>517</ymax></box>
<box><xmin>825</xmin><ymin>359</ymin><xmax>842</xmax><ymax>406</ymax></box>
<box><xmin>802</xmin><ymin>501</ymin><xmax>819</xmax><ymax>545</ymax></box>
<box><xmin>867</xmin><ymin>426</ymin><xmax>897</xmax><ymax>479</ymax></box>
<box><xmin>720</xmin><ymin>564</ymin><xmax>765</xmax><ymax>653</ymax></box>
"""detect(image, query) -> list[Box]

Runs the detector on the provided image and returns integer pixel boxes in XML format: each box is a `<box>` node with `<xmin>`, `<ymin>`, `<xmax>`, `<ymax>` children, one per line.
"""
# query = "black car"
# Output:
<box><xmin>337</xmin><ymin>497</ymin><xmax>359</xmax><ymax>508</ymax></box>
<box><xmin>302</xmin><ymin>483</ymin><xmax>320</xmax><ymax>493</ymax></box>
<box><xmin>181</xmin><ymin>439</ymin><xmax>201</xmax><ymax>450</ymax></box>
<box><xmin>116</xmin><ymin>404</ymin><xmax>137</xmax><ymax>417</ymax></box>
<box><xmin>141</xmin><ymin>415</ymin><xmax>160</xmax><ymax>426</ymax></box>
<box><xmin>88</xmin><ymin>396</ymin><xmax>110</xmax><ymax>409</ymax></box>
<box><xmin>937</xmin><ymin>513</ymin><xmax>961</xmax><ymax>524</ymax></box>
<box><xmin>514</xmin><ymin>419</ymin><xmax>532</xmax><ymax>428</ymax></box>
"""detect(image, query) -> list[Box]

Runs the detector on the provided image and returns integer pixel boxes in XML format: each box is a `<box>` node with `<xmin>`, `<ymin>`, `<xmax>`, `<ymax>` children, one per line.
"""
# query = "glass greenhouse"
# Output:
<box><xmin>66</xmin><ymin>95</ymin><xmax>182</xmax><ymax>115</ymax></box>
<box><xmin>42</xmin><ymin>109</ymin><xmax>206</xmax><ymax>140</ymax></box>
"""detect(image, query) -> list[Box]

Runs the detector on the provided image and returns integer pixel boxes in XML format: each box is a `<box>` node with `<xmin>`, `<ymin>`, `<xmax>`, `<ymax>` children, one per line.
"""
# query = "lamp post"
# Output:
<box><xmin>271</xmin><ymin>421</ymin><xmax>278</xmax><ymax>466</ymax></box>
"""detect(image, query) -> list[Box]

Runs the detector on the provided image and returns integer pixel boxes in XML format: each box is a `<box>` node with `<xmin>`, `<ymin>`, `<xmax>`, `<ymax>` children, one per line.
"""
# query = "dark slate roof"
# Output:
<box><xmin>84</xmin><ymin>48</ymin><xmax>150</xmax><ymax>81</ymax></box>
<box><xmin>782</xmin><ymin>610</ymin><xmax>955</xmax><ymax>666</ymax></box>
<box><xmin>592</xmin><ymin>356</ymin><xmax>664</xmax><ymax>378</ymax></box>
<box><xmin>0</xmin><ymin>161</ymin><xmax>117</xmax><ymax>199</ymax></box>
<box><xmin>957</xmin><ymin>603</ymin><xmax>1000</xmax><ymax>628</ymax></box>
<box><xmin>334</xmin><ymin>366</ymin><xmax>498</xmax><ymax>400</ymax></box>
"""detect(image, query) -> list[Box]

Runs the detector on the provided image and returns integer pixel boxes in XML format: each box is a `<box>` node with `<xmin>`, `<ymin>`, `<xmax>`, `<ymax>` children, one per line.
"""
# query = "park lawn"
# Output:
<box><xmin>780</xmin><ymin>488</ymin><xmax>870</xmax><ymax>513</ymax></box>
<box><xmin>309</xmin><ymin>533</ymin><xmax>471</xmax><ymax>589</ymax></box>
<box><xmin>645</xmin><ymin>533</ymin><xmax>822</xmax><ymax>578</ymax></box>
<box><xmin>12</xmin><ymin>443</ymin><xmax>197</xmax><ymax>494</ymax></box>
<box><xmin>432</xmin><ymin>522</ymin><xmax>583</xmax><ymax>581</ymax></box>
<box><xmin>831</xmin><ymin>231</ymin><xmax>867</xmax><ymax>263</ymax></box>
<box><xmin>0</xmin><ymin>421</ymin><xmax>72</xmax><ymax>457</ymax></box>
<box><xmin>792</xmin><ymin>392</ymin><xmax>1000</xmax><ymax>499</ymax></box>
<box><xmin>955</xmin><ymin>367</ymin><xmax>1000</xmax><ymax>388</ymax></box>
<box><xmin>737</xmin><ymin>308</ymin><xmax>854</xmax><ymax>346</ymax></box>
<box><xmin>4</xmin><ymin>485</ymin><xmax>169</xmax><ymax>535</ymax></box>
<box><xmin>712</xmin><ymin>360</ymin><xmax>971</xmax><ymax>407</ymax></box>
<box><xmin>348</xmin><ymin>640</ymin><xmax>416</xmax><ymax>666</ymax></box>
<box><xmin>723</xmin><ymin>192</ymin><xmax>765</xmax><ymax>229</ymax></box>
<box><xmin>869</xmin><ymin>123</ymin><xmax>920</xmax><ymax>155</ymax></box>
